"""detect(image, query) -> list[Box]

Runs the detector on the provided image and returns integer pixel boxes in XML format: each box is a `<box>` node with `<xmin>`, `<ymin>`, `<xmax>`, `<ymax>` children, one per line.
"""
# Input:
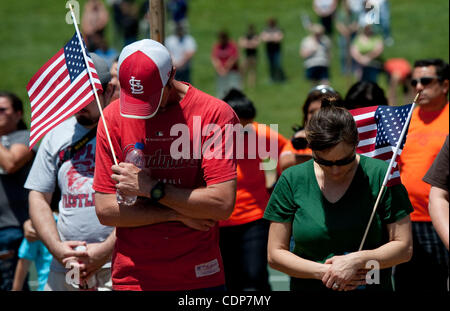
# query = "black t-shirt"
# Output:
<box><xmin>0</xmin><ymin>130</ymin><xmax>34</xmax><ymax>229</ymax></box>
<box><xmin>423</xmin><ymin>135</ymin><xmax>449</xmax><ymax>190</ymax></box>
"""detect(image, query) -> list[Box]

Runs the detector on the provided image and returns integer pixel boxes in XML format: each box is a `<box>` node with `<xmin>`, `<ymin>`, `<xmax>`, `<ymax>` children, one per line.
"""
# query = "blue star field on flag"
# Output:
<box><xmin>374</xmin><ymin>105</ymin><xmax>411</xmax><ymax>151</ymax></box>
<box><xmin>64</xmin><ymin>33</ymin><xmax>89</xmax><ymax>82</ymax></box>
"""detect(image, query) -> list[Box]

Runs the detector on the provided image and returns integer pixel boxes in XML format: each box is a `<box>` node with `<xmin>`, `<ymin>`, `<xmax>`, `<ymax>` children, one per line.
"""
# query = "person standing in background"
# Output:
<box><xmin>0</xmin><ymin>91</ymin><xmax>36</xmax><ymax>291</ymax></box>
<box><xmin>261</xmin><ymin>18</ymin><xmax>286</xmax><ymax>83</ymax></box>
<box><xmin>239</xmin><ymin>24</ymin><xmax>260</xmax><ymax>88</ymax></box>
<box><xmin>300</xmin><ymin>24</ymin><xmax>332</xmax><ymax>86</ymax></box>
<box><xmin>81</xmin><ymin>0</ymin><xmax>109</xmax><ymax>52</ymax></box>
<box><xmin>219</xmin><ymin>89</ymin><xmax>287</xmax><ymax>291</ymax></box>
<box><xmin>24</xmin><ymin>54</ymin><xmax>116</xmax><ymax>291</ymax></box>
<box><xmin>350</xmin><ymin>24</ymin><xmax>384</xmax><ymax>83</ymax></box>
<box><xmin>165</xmin><ymin>23</ymin><xmax>197</xmax><ymax>84</ymax></box>
<box><xmin>313</xmin><ymin>0</ymin><xmax>338</xmax><ymax>35</ymax></box>
<box><xmin>211</xmin><ymin>30</ymin><xmax>242</xmax><ymax>99</ymax></box>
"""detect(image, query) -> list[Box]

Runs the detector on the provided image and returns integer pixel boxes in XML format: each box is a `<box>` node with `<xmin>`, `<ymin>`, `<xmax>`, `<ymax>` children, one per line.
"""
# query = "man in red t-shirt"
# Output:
<box><xmin>93</xmin><ymin>39</ymin><xmax>239</xmax><ymax>291</ymax></box>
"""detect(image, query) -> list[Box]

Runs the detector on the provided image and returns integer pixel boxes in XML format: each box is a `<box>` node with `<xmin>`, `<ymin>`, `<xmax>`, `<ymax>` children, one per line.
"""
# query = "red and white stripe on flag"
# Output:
<box><xmin>26</xmin><ymin>34</ymin><xmax>102</xmax><ymax>149</ymax></box>
<box><xmin>350</xmin><ymin>105</ymin><xmax>407</xmax><ymax>186</ymax></box>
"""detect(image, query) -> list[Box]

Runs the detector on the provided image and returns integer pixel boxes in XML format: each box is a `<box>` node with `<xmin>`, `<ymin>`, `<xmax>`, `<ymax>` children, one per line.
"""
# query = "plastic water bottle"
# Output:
<box><xmin>116</xmin><ymin>142</ymin><xmax>145</xmax><ymax>206</ymax></box>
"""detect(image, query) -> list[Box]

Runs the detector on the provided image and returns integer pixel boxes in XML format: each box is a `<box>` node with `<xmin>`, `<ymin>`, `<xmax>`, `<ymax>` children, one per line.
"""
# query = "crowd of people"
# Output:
<box><xmin>79</xmin><ymin>0</ymin><xmax>414</xmax><ymax>104</ymax></box>
<box><xmin>0</xmin><ymin>0</ymin><xmax>448</xmax><ymax>294</ymax></box>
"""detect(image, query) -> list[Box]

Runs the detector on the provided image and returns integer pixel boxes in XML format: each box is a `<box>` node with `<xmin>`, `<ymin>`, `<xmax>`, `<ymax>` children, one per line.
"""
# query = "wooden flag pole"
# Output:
<box><xmin>68</xmin><ymin>3</ymin><xmax>118</xmax><ymax>166</ymax></box>
<box><xmin>358</xmin><ymin>92</ymin><xmax>420</xmax><ymax>251</ymax></box>
<box><xmin>149</xmin><ymin>0</ymin><xmax>165</xmax><ymax>43</ymax></box>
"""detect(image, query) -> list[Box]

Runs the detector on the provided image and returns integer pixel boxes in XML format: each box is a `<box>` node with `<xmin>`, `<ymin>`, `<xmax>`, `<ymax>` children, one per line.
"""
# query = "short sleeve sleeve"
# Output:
<box><xmin>93</xmin><ymin>112</ymin><xmax>118</xmax><ymax>194</ymax></box>
<box><xmin>264</xmin><ymin>174</ymin><xmax>298</xmax><ymax>222</ymax></box>
<box><xmin>423</xmin><ymin>136</ymin><xmax>449</xmax><ymax>191</ymax></box>
<box><xmin>18</xmin><ymin>238</ymin><xmax>38</xmax><ymax>261</ymax></box>
<box><xmin>201</xmin><ymin>112</ymin><xmax>239</xmax><ymax>187</ymax></box>
<box><xmin>378</xmin><ymin>183</ymin><xmax>413</xmax><ymax>224</ymax></box>
<box><xmin>24</xmin><ymin>134</ymin><xmax>57</xmax><ymax>193</ymax></box>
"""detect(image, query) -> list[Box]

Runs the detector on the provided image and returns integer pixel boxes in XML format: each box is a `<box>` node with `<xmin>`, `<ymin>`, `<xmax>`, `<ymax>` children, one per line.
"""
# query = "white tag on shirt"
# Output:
<box><xmin>195</xmin><ymin>258</ymin><xmax>220</xmax><ymax>278</ymax></box>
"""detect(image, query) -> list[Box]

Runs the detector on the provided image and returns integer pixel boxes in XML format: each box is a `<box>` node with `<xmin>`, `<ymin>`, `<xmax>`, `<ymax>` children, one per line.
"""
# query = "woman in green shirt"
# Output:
<box><xmin>264</xmin><ymin>103</ymin><xmax>413</xmax><ymax>291</ymax></box>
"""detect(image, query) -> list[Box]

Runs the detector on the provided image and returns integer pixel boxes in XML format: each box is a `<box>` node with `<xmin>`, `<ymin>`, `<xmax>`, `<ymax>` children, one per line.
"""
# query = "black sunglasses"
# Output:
<box><xmin>410</xmin><ymin>76</ymin><xmax>438</xmax><ymax>87</ymax></box>
<box><xmin>313</xmin><ymin>153</ymin><xmax>356</xmax><ymax>167</ymax></box>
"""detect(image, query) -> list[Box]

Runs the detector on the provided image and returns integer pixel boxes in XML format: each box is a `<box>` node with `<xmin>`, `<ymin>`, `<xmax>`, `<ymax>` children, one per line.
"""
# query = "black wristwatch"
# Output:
<box><xmin>150</xmin><ymin>181</ymin><xmax>165</xmax><ymax>202</ymax></box>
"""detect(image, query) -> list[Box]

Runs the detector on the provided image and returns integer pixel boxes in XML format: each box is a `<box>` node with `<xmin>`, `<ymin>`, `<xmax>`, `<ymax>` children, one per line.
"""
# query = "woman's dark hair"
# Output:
<box><xmin>344</xmin><ymin>81</ymin><xmax>388</xmax><ymax>110</ymax></box>
<box><xmin>301</xmin><ymin>86</ymin><xmax>343</xmax><ymax>127</ymax></box>
<box><xmin>305</xmin><ymin>98</ymin><xmax>359</xmax><ymax>151</ymax></box>
<box><xmin>0</xmin><ymin>91</ymin><xmax>27</xmax><ymax>130</ymax></box>
<box><xmin>222</xmin><ymin>89</ymin><xmax>256</xmax><ymax>120</ymax></box>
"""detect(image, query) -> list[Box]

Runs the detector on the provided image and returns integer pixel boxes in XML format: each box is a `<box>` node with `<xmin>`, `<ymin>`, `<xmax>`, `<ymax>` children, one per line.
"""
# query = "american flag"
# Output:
<box><xmin>350</xmin><ymin>104</ymin><xmax>413</xmax><ymax>186</ymax></box>
<box><xmin>26</xmin><ymin>33</ymin><xmax>102</xmax><ymax>149</ymax></box>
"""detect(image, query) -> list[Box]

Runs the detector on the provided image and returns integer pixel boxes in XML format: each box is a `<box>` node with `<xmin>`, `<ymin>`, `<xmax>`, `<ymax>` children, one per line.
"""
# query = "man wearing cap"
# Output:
<box><xmin>93</xmin><ymin>39</ymin><xmax>239</xmax><ymax>291</ymax></box>
<box><xmin>25</xmin><ymin>54</ymin><xmax>116</xmax><ymax>291</ymax></box>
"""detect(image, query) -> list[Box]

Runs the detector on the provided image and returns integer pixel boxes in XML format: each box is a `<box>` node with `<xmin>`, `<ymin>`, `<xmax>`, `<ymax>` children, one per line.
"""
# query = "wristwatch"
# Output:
<box><xmin>150</xmin><ymin>181</ymin><xmax>165</xmax><ymax>202</ymax></box>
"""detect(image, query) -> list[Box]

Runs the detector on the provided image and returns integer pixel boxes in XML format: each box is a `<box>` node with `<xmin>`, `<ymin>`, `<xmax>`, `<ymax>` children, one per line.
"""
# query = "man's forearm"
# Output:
<box><xmin>156</xmin><ymin>180</ymin><xmax>236</xmax><ymax>221</ymax></box>
<box><xmin>429</xmin><ymin>187</ymin><xmax>449</xmax><ymax>249</ymax></box>
<box><xmin>110</xmin><ymin>164</ymin><xmax>236</xmax><ymax>222</ymax></box>
<box><xmin>95</xmin><ymin>193</ymin><xmax>179</xmax><ymax>227</ymax></box>
<box><xmin>28</xmin><ymin>190</ymin><xmax>61</xmax><ymax>256</ymax></box>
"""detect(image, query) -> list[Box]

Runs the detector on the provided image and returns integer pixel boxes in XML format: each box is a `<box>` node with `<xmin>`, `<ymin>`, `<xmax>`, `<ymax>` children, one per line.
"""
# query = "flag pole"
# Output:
<box><xmin>358</xmin><ymin>92</ymin><xmax>420</xmax><ymax>251</ymax></box>
<box><xmin>68</xmin><ymin>3</ymin><xmax>118</xmax><ymax>166</ymax></box>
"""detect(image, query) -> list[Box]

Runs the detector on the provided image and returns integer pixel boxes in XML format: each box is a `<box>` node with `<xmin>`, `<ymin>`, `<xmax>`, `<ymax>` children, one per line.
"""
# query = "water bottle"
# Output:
<box><xmin>116</xmin><ymin>142</ymin><xmax>145</xmax><ymax>206</ymax></box>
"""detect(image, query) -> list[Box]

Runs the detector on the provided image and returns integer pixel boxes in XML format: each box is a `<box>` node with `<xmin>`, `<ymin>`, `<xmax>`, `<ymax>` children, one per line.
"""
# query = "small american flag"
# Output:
<box><xmin>26</xmin><ymin>33</ymin><xmax>102</xmax><ymax>149</ymax></box>
<box><xmin>350</xmin><ymin>104</ymin><xmax>413</xmax><ymax>186</ymax></box>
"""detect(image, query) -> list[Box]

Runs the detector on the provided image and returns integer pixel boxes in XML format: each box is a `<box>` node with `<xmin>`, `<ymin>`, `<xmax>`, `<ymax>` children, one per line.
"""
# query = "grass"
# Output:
<box><xmin>0</xmin><ymin>0</ymin><xmax>448</xmax><ymax>138</ymax></box>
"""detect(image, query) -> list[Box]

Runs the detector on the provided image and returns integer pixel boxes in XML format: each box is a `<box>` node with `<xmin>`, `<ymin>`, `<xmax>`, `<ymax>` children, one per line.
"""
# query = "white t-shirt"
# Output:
<box><xmin>25</xmin><ymin>117</ymin><xmax>113</xmax><ymax>272</ymax></box>
<box><xmin>165</xmin><ymin>34</ymin><xmax>197</xmax><ymax>70</ymax></box>
<box><xmin>300</xmin><ymin>35</ymin><xmax>331</xmax><ymax>68</ymax></box>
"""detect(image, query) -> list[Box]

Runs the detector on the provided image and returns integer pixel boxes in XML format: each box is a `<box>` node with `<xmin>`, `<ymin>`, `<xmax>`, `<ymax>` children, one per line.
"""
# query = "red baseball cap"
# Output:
<box><xmin>118</xmin><ymin>39</ymin><xmax>173</xmax><ymax>119</ymax></box>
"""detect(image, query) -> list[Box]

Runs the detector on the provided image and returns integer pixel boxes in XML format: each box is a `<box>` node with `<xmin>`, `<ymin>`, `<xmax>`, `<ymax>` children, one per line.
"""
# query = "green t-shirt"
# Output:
<box><xmin>264</xmin><ymin>155</ymin><xmax>413</xmax><ymax>291</ymax></box>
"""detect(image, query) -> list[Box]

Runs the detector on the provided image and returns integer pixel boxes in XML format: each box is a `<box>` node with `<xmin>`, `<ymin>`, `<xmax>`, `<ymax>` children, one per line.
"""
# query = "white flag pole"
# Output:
<box><xmin>358</xmin><ymin>92</ymin><xmax>420</xmax><ymax>251</ymax></box>
<box><xmin>68</xmin><ymin>3</ymin><xmax>118</xmax><ymax>166</ymax></box>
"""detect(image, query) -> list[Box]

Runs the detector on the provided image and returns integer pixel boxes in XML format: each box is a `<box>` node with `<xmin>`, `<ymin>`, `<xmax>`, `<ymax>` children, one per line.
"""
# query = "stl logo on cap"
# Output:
<box><xmin>129</xmin><ymin>76</ymin><xmax>144</xmax><ymax>95</ymax></box>
<box><xmin>118</xmin><ymin>39</ymin><xmax>173</xmax><ymax>119</ymax></box>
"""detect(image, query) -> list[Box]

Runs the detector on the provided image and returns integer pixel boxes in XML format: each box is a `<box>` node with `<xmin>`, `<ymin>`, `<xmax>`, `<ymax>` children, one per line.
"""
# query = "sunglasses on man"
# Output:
<box><xmin>313</xmin><ymin>153</ymin><xmax>356</xmax><ymax>167</ymax></box>
<box><xmin>410</xmin><ymin>76</ymin><xmax>438</xmax><ymax>87</ymax></box>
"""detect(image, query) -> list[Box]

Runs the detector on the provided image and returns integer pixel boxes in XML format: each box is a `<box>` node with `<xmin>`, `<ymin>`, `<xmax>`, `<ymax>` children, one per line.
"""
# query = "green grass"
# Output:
<box><xmin>0</xmin><ymin>0</ymin><xmax>448</xmax><ymax>137</ymax></box>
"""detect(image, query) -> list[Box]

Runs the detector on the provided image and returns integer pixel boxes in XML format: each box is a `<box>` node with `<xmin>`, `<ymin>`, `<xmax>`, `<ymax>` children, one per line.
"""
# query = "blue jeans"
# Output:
<box><xmin>0</xmin><ymin>227</ymin><xmax>27</xmax><ymax>291</ymax></box>
<box><xmin>267</xmin><ymin>51</ymin><xmax>286</xmax><ymax>82</ymax></box>
<box><xmin>219</xmin><ymin>219</ymin><xmax>271</xmax><ymax>291</ymax></box>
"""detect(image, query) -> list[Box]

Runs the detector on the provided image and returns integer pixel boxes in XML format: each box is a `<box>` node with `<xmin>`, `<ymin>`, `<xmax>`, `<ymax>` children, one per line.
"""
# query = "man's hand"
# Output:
<box><xmin>23</xmin><ymin>219</ymin><xmax>39</xmax><ymax>243</ymax></box>
<box><xmin>53</xmin><ymin>241</ymin><xmax>88</xmax><ymax>266</ymax></box>
<box><xmin>177</xmin><ymin>214</ymin><xmax>216</xmax><ymax>231</ymax></box>
<box><xmin>111</xmin><ymin>163</ymin><xmax>153</xmax><ymax>198</ymax></box>
<box><xmin>63</xmin><ymin>242</ymin><xmax>112</xmax><ymax>282</ymax></box>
